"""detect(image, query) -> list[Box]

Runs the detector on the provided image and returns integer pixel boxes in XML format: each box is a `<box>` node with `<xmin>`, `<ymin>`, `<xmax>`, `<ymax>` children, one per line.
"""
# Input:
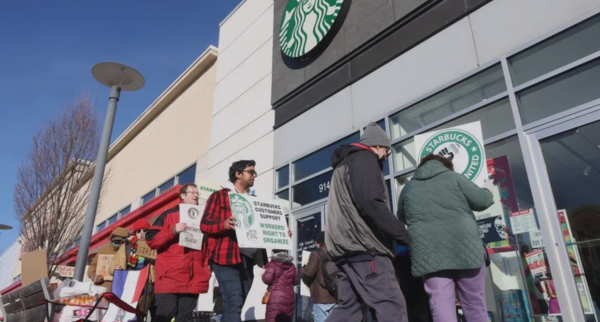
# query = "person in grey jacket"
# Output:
<box><xmin>325</xmin><ymin>122</ymin><xmax>411</xmax><ymax>322</ymax></box>
<box><xmin>397</xmin><ymin>153</ymin><xmax>494</xmax><ymax>322</ymax></box>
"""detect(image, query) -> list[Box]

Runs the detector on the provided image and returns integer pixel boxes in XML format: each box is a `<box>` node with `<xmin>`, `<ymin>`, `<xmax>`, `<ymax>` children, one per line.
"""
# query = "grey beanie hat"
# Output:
<box><xmin>359</xmin><ymin>122</ymin><xmax>391</xmax><ymax>148</ymax></box>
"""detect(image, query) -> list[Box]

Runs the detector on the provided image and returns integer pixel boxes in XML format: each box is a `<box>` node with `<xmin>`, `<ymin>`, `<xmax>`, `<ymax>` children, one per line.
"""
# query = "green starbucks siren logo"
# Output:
<box><xmin>279</xmin><ymin>0</ymin><xmax>345</xmax><ymax>58</ymax></box>
<box><xmin>418</xmin><ymin>129</ymin><xmax>484</xmax><ymax>182</ymax></box>
<box><xmin>230</xmin><ymin>194</ymin><xmax>255</xmax><ymax>229</ymax></box>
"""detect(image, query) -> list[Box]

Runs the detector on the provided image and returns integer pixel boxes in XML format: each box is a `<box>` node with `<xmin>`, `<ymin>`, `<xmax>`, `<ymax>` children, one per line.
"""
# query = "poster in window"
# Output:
<box><xmin>296</xmin><ymin>213</ymin><xmax>322</xmax><ymax>322</ymax></box>
<box><xmin>474</xmin><ymin>155</ymin><xmax>519</xmax><ymax>252</ymax></box>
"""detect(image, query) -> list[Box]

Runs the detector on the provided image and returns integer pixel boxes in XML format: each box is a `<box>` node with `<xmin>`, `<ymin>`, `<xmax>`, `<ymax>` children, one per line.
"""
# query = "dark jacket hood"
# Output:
<box><xmin>413</xmin><ymin>160</ymin><xmax>451</xmax><ymax>180</ymax></box>
<box><xmin>332</xmin><ymin>144</ymin><xmax>381</xmax><ymax>169</ymax></box>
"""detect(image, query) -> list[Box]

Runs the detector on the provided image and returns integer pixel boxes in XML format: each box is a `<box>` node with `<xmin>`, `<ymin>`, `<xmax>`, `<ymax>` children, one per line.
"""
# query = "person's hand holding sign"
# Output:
<box><xmin>175</xmin><ymin>223</ymin><xmax>187</xmax><ymax>233</ymax></box>
<box><xmin>224</xmin><ymin>217</ymin><xmax>237</xmax><ymax>230</ymax></box>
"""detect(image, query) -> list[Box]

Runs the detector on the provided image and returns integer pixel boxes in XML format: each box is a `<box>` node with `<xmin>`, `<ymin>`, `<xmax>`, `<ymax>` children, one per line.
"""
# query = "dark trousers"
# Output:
<box><xmin>328</xmin><ymin>256</ymin><xmax>408</xmax><ymax>322</ymax></box>
<box><xmin>394</xmin><ymin>255</ymin><xmax>432</xmax><ymax>322</ymax></box>
<box><xmin>211</xmin><ymin>256</ymin><xmax>255</xmax><ymax>322</ymax></box>
<box><xmin>154</xmin><ymin>293</ymin><xmax>198</xmax><ymax>322</ymax></box>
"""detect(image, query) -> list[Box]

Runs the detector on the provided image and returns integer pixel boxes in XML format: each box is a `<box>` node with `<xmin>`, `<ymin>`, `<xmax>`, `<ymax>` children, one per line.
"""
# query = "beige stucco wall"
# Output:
<box><xmin>93</xmin><ymin>61</ymin><xmax>217</xmax><ymax>225</ymax></box>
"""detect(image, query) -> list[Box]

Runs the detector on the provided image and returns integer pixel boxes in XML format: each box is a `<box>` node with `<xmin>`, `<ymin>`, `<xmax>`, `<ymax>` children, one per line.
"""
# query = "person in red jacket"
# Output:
<box><xmin>146</xmin><ymin>183</ymin><xmax>210</xmax><ymax>322</ymax></box>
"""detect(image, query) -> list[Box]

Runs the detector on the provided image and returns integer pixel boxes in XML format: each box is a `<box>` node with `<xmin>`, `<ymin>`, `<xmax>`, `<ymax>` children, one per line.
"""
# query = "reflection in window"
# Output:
<box><xmin>142</xmin><ymin>190</ymin><xmax>156</xmax><ymax>205</ymax></box>
<box><xmin>517</xmin><ymin>58</ymin><xmax>600</xmax><ymax>125</ymax></box>
<box><xmin>107</xmin><ymin>214</ymin><xmax>118</xmax><ymax>226</ymax></box>
<box><xmin>158</xmin><ymin>178</ymin><xmax>175</xmax><ymax>195</ymax></box>
<box><xmin>177</xmin><ymin>164</ymin><xmax>197</xmax><ymax>185</ymax></box>
<box><xmin>276</xmin><ymin>165</ymin><xmax>290</xmax><ymax>189</ymax></box>
<box><xmin>120</xmin><ymin>205</ymin><xmax>131</xmax><ymax>217</ymax></box>
<box><xmin>392</xmin><ymin>138</ymin><xmax>417</xmax><ymax>172</ymax></box>
<box><xmin>395</xmin><ymin>173</ymin><xmax>413</xmax><ymax>198</ymax></box>
<box><xmin>540</xmin><ymin>121</ymin><xmax>600</xmax><ymax>243</ymax></box>
<box><xmin>97</xmin><ymin>222</ymin><xmax>106</xmax><ymax>233</ymax></box>
<box><xmin>293</xmin><ymin>132</ymin><xmax>360</xmax><ymax>182</ymax></box>
<box><xmin>430</xmin><ymin>98</ymin><xmax>515</xmax><ymax>141</ymax></box>
<box><xmin>481</xmin><ymin>136</ymin><xmax>566</xmax><ymax>319</ymax></box>
<box><xmin>389</xmin><ymin>64</ymin><xmax>506</xmax><ymax>139</ymax></box>
<box><xmin>509</xmin><ymin>14</ymin><xmax>600</xmax><ymax>86</ymax></box>
<box><xmin>386</xmin><ymin>179</ymin><xmax>393</xmax><ymax>211</ymax></box>
<box><xmin>276</xmin><ymin>189</ymin><xmax>289</xmax><ymax>202</ymax></box>
<box><xmin>292</xmin><ymin>171</ymin><xmax>333</xmax><ymax>208</ymax></box>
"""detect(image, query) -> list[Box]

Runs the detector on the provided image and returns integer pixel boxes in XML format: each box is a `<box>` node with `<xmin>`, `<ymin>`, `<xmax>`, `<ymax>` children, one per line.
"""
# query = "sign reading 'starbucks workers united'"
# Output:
<box><xmin>229</xmin><ymin>193</ymin><xmax>292</xmax><ymax>249</ymax></box>
<box><xmin>279</xmin><ymin>0</ymin><xmax>346</xmax><ymax>58</ymax></box>
<box><xmin>414</xmin><ymin>121</ymin><xmax>487</xmax><ymax>187</ymax></box>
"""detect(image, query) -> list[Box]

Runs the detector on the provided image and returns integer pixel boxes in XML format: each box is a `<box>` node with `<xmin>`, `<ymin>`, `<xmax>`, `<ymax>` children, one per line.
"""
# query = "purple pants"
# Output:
<box><xmin>423</xmin><ymin>264</ymin><xmax>487</xmax><ymax>322</ymax></box>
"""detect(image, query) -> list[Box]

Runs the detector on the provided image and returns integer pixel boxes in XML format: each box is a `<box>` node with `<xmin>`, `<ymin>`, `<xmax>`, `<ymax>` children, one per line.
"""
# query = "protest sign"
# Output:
<box><xmin>300</xmin><ymin>250</ymin><xmax>312</xmax><ymax>297</ymax></box>
<box><xmin>179</xmin><ymin>204</ymin><xmax>203</xmax><ymax>250</ymax></box>
<box><xmin>57</xmin><ymin>265</ymin><xmax>75</xmax><ymax>278</ymax></box>
<box><xmin>414</xmin><ymin>121</ymin><xmax>487</xmax><ymax>187</ymax></box>
<box><xmin>136</xmin><ymin>240</ymin><xmax>157</xmax><ymax>259</ymax></box>
<box><xmin>229</xmin><ymin>193</ymin><xmax>292</xmax><ymax>249</ymax></box>
<box><xmin>178</xmin><ymin>179</ymin><xmax>221</xmax><ymax>250</ymax></box>
<box><xmin>97</xmin><ymin>254</ymin><xmax>114</xmax><ymax>281</ymax></box>
<box><xmin>21</xmin><ymin>248</ymin><xmax>48</xmax><ymax>286</ymax></box>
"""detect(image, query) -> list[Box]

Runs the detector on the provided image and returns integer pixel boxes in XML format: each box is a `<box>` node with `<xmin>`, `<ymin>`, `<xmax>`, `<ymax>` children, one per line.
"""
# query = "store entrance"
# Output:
<box><xmin>292</xmin><ymin>204</ymin><xmax>326</xmax><ymax>322</ymax></box>
<box><xmin>528</xmin><ymin>108</ymin><xmax>600</xmax><ymax>322</ymax></box>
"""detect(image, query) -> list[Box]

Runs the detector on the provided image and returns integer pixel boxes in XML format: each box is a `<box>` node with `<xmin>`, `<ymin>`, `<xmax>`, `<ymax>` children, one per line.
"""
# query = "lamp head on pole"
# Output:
<box><xmin>91</xmin><ymin>62</ymin><xmax>145</xmax><ymax>92</ymax></box>
<box><xmin>0</xmin><ymin>224</ymin><xmax>13</xmax><ymax>230</ymax></box>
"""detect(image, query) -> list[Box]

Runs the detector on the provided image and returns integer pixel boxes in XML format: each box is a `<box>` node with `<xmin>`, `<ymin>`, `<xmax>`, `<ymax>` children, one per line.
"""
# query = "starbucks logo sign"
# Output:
<box><xmin>279</xmin><ymin>0</ymin><xmax>346</xmax><ymax>58</ymax></box>
<box><xmin>230</xmin><ymin>194</ymin><xmax>255</xmax><ymax>229</ymax></box>
<box><xmin>418</xmin><ymin>128</ymin><xmax>484</xmax><ymax>182</ymax></box>
<box><xmin>188</xmin><ymin>207</ymin><xmax>200</xmax><ymax>219</ymax></box>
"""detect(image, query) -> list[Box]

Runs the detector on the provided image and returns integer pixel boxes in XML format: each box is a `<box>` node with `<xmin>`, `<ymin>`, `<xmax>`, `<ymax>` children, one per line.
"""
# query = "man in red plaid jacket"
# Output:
<box><xmin>201</xmin><ymin>160</ymin><xmax>292</xmax><ymax>322</ymax></box>
<box><xmin>201</xmin><ymin>160</ymin><xmax>266</xmax><ymax>322</ymax></box>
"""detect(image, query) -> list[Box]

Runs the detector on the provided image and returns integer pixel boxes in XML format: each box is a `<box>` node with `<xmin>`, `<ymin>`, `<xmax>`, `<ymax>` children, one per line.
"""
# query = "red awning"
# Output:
<box><xmin>1</xmin><ymin>186</ymin><xmax>183</xmax><ymax>296</ymax></box>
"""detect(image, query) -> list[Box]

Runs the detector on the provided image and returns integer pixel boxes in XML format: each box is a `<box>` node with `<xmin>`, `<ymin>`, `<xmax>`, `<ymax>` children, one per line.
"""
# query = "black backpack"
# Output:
<box><xmin>316</xmin><ymin>249</ymin><xmax>338</xmax><ymax>298</ymax></box>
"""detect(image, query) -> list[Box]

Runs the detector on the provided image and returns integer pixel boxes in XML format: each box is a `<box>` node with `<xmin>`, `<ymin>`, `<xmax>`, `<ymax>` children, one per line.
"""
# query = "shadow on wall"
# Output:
<box><xmin>279</xmin><ymin>0</ymin><xmax>352</xmax><ymax>69</ymax></box>
<box><xmin>245</xmin><ymin>307</ymin><xmax>256</xmax><ymax>321</ymax></box>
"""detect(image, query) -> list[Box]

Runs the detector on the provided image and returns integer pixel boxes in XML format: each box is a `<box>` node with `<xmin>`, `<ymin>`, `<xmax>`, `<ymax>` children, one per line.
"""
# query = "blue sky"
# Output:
<box><xmin>0</xmin><ymin>0</ymin><xmax>242</xmax><ymax>255</ymax></box>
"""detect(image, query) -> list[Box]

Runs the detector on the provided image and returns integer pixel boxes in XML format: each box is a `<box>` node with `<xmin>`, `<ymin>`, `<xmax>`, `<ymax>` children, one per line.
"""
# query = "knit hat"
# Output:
<box><xmin>131</xmin><ymin>219</ymin><xmax>150</xmax><ymax>232</ymax></box>
<box><xmin>359</xmin><ymin>122</ymin><xmax>391</xmax><ymax>149</ymax></box>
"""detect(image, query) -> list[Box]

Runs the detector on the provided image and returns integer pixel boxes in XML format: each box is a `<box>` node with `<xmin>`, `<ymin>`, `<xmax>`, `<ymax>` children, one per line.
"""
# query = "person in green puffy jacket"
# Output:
<box><xmin>397</xmin><ymin>153</ymin><xmax>494</xmax><ymax>322</ymax></box>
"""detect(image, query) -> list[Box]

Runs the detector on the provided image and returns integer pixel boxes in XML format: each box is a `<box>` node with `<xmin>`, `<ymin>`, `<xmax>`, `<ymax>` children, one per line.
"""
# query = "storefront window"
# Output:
<box><xmin>276</xmin><ymin>189</ymin><xmax>289</xmax><ymax>205</ymax></box>
<box><xmin>177</xmin><ymin>163</ymin><xmax>196</xmax><ymax>185</ymax></box>
<box><xmin>276</xmin><ymin>165</ymin><xmax>290</xmax><ymax>189</ymax></box>
<box><xmin>480</xmin><ymin>136</ymin><xmax>566</xmax><ymax>321</ymax></box>
<box><xmin>119</xmin><ymin>205</ymin><xmax>131</xmax><ymax>217</ymax></box>
<box><xmin>96</xmin><ymin>222</ymin><xmax>106</xmax><ymax>233</ymax></box>
<box><xmin>386</xmin><ymin>179</ymin><xmax>392</xmax><ymax>211</ymax></box>
<box><xmin>293</xmin><ymin>132</ymin><xmax>359</xmax><ymax>182</ymax></box>
<box><xmin>389</xmin><ymin>64</ymin><xmax>506</xmax><ymax>139</ymax></box>
<box><xmin>540</xmin><ymin>120</ymin><xmax>600</xmax><ymax>320</ymax></box>
<box><xmin>292</xmin><ymin>171</ymin><xmax>333</xmax><ymax>208</ymax></box>
<box><xmin>509</xmin><ymin>14</ymin><xmax>600</xmax><ymax>86</ymax></box>
<box><xmin>392</xmin><ymin>138</ymin><xmax>417</xmax><ymax>172</ymax></box>
<box><xmin>517</xmin><ymin>58</ymin><xmax>600</xmax><ymax>125</ymax></box>
<box><xmin>395</xmin><ymin>172</ymin><xmax>413</xmax><ymax>198</ymax></box>
<box><xmin>430</xmin><ymin>98</ymin><xmax>515</xmax><ymax>140</ymax></box>
<box><xmin>158</xmin><ymin>178</ymin><xmax>175</xmax><ymax>195</ymax></box>
<box><xmin>107</xmin><ymin>214</ymin><xmax>118</xmax><ymax>226</ymax></box>
<box><xmin>142</xmin><ymin>190</ymin><xmax>156</xmax><ymax>205</ymax></box>
<box><xmin>295</xmin><ymin>212</ymin><xmax>323</xmax><ymax>322</ymax></box>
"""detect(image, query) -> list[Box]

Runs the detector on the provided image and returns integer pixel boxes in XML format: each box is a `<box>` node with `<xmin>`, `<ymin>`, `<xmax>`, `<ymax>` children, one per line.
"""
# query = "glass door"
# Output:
<box><xmin>525</xmin><ymin>108</ymin><xmax>600</xmax><ymax>322</ymax></box>
<box><xmin>292</xmin><ymin>205</ymin><xmax>325</xmax><ymax>322</ymax></box>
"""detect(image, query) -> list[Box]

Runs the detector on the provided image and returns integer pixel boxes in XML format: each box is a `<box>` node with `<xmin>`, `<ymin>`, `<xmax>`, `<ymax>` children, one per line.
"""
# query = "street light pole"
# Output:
<box><xmin>73</xmin><ymin>63</ymin><xmax>144</xmax><ymax>282</ymax></box>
